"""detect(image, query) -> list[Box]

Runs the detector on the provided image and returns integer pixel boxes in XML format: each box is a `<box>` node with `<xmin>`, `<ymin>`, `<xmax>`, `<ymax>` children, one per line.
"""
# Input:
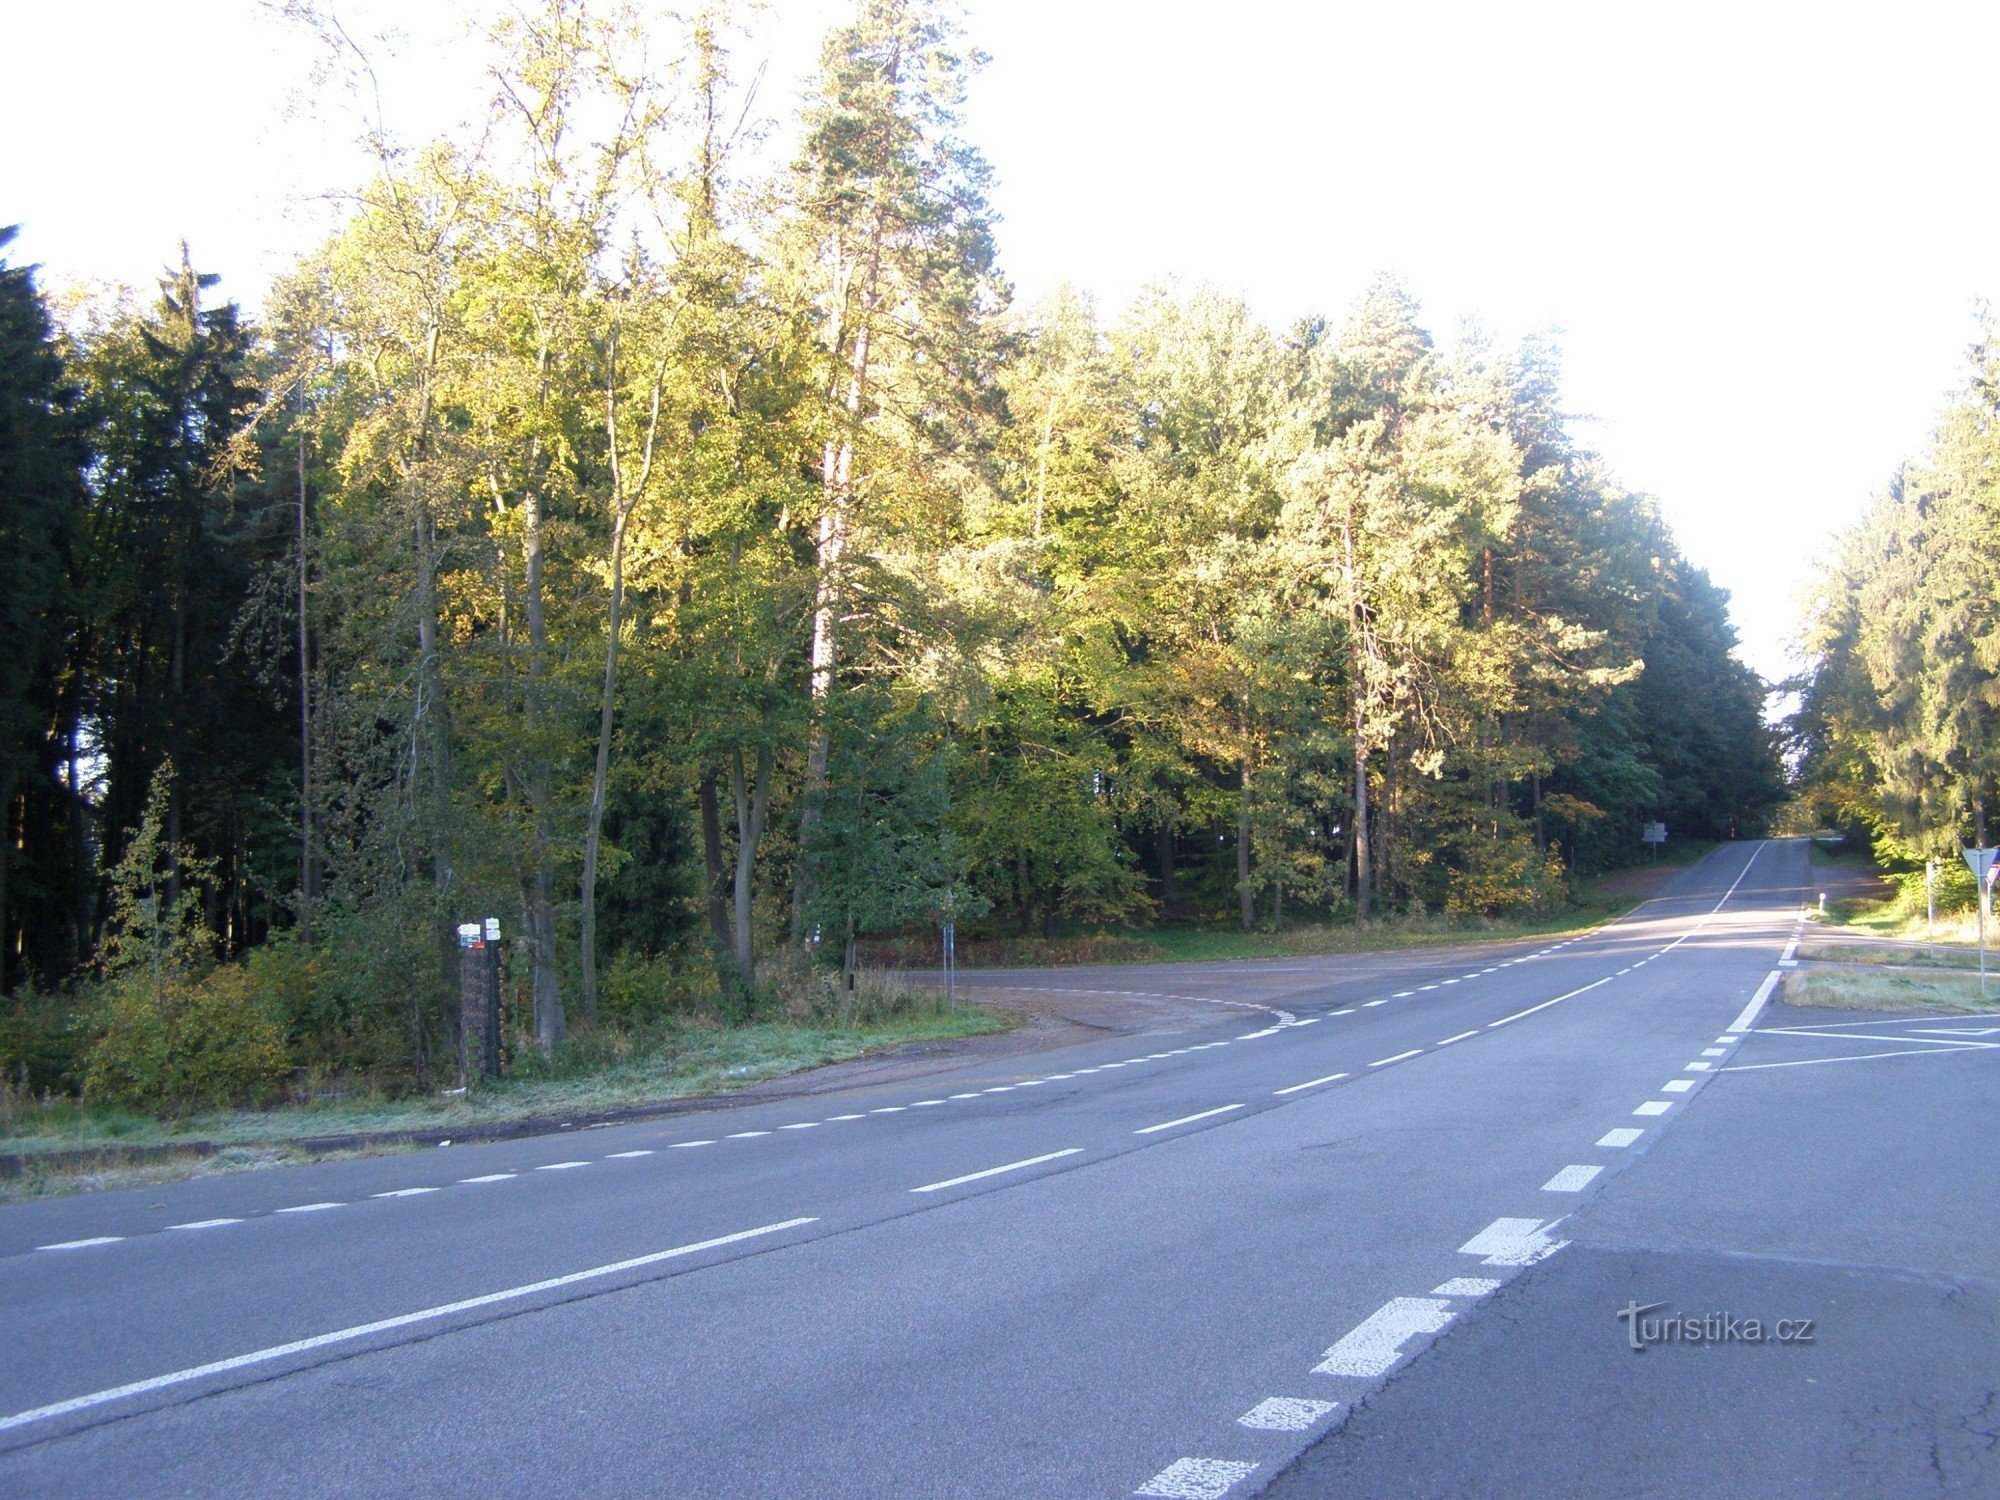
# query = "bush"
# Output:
<box><xmin>83</xmin><ymin>964</ymin><xmax>291</xmax><ymax>1112</ymax></box>
<box><xmin>0</xmin><ymin>987</ymin><xmax>86</xmax><ymax>1096</ymax></box>
<box><xmin>1445</xmin><ymin>834</ymin><xmax>1569</xmax><ymax>918</ymax></box>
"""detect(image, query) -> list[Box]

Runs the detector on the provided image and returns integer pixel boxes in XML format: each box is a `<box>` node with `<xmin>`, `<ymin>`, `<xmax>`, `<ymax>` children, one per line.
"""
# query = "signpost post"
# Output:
<box><xmin>457</xmin><ymin>919</ymin><xmax>503</xmax><ymax>1083</ymax></box>
<box><xmin>1641</xmin><ymin>822</ymin><xmax>1667</xmax><ymax>863</ymax></box>
<box><xmin>1926</xmin><ymin>859</ymin><xmax>1937</xmax><ymax>955</ymax></box>
<box><xmin>1962</xmin><ymin>848</ymin><xmax>1996</xmax><ymax>1001</ymax></box>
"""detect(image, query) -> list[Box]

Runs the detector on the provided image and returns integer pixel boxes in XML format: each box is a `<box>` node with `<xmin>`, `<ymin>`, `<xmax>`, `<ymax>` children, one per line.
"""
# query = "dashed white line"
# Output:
<box><xmin>1437</xmin><ymin>1030</ymin><xmax>1478</xmax><ymax>1046</ymax></box>
<box><xmin>1363</xmin><ymin>999</ymin><xmax>1387</xmax><ymax>1008</ymax></box>
<box><xmin>1135</xmin><ymin>1104</ymin><xmax>1244</xmax><ymax>1135</ymax></box>
<box><xmin>949</xmin><ymin>1092</ymin><xmax>982</xmax><ymax>1099</ymax></box>
<box><xmin>1136</xmin><ymin>1457</ymin><xmax>1259</xmax><ymax>1499</ymax></box>
<box><xmin>1432</xmin><ymin>1277</ymin><xmax>1501</xmax><ymax>1297</ymax></box>
<box><xmin>779</xmin><ymin>1123</ymin><xmax>820</xmax><ymax>1130</ymax></box>
<box><xmin>0</xmin><ymin>1216</ymin><xmax>821</xmax><ymax>1437</ymax></box>
<box><xmin>1459</xmin><ymin>1217</ymin><xmax>1568</xmax><ymax>1266</ymax></box>
<box><xmin>38</xmin><ymin>1237</ymin><xmax>123</xmax><ymax>1251</ymax></box>
<box><xmin>730</xmin><ymin>1129</ymin><xmax>775</xmax><ymax>1136</ymax></box>
<box><xmin>1597</xmin><ymin>1128</ymin><xmax>1643</xmax><ymax>1148</ymax></box>
<box><xmin>669</xmin><ymin>1140</ymin><xmax>715</xmax><ymax>1148</ymax></box>
<box><xmin>169</xmin><ymin>1218</ymin><xmax>244</xmax><ymax>1229</ymax></box>
<box><xmin>606</xmin><ymin>1150</ymin><xmax>654</xmax><ymax>1158</ymax></box>
<box><xmin>1633</xmin><ymin>1101</ymin><xmax>1672</xmax><ymax>1116</ymax></box>
<box><xmin>1701</xmin><ymin>1047</ymin><xmax>1728</xmax><ymax>1057</ymax></box>
<box><xmin>1313</xmin><ymin>1297</ymin><xmax>1455</xmax><ymax>1376</ymax></box>
<box><xmin>1238</xmin><ymin>1397</ymin><xmax>1337</xmax><ymax>1431</ymax></box>
<box><xmin>1273</xmin><ymin>1071</ymin><xmax>1349</xmax><ymax>1097</ymax></box>
<box><xmin>460</xmin><ymin>1173</ymin><xmax>516</xmax><ymax>1183</ymax></box>
<box><xmin>1392</xmin><ymin>991</ymin><xmax>1414</xmax><ymax>998</ymax></box>
<box><xmin>275</xmin><ymin>1202</ymin><xmax>343</xmax><ymax>1213</ymax></box>
<box><xmin>371</xmin><ymin>1189</ymin><xmax>437</xmax><ymax>1200</ymax></box>
<box><xmin>1331</xmin><ymin>1008</ymin><xmax>1357</xmax><ymax>1016</ymax></box>
<box><xmin>1684</xmin><ymin>1062</ymin><xmax>1711</xmax><ymax>1072</ymax></box>
<box><xmin>1369</xmin><ymin>1049</ymin><xmax>1423</xmax><ymax>1068</ymax></box>
<box><xmin>908</xmin><ymin>1148</ymin><xmax>1083</xmax><ymax>1195</ymax></box>
<box><xmin>1661</xmin><ymin>1079</ymin><xmax>1694</xmax><ymax>1093</ymax></box>
<box><xmin>1542</xmin><ymin>1165</ymin><xmax>1603</xmax><ymax>1193</ymax></box>
<box><xmin>537</xmin><ymin>1161</ymin><xmax>589</xmax><ymax>1171</ymax></box>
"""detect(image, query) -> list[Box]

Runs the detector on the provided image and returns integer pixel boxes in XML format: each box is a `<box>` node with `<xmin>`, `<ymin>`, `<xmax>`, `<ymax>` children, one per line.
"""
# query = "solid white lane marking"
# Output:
<box><xmin>1702</xmin><ymin>1047</ymin><xmax>1728</xmax><ymax>1057</ymax></box>
<box><xmin>1633</xmin><ymin>1101</ymin><xmax>1672</xmax><ymax>1116</ymax></box>
<box><xmin>1459</xmin><ymin>1217</ymin><xmax>1568</xmax><ymax>1266</ymax></box>
<box><xmin>1369</xmin><ymin>1049</ymin><xmax>1422</xmax><ymax>1067</ymax></box>
<box><xmin>1135</xmin><ymin>1104</ymin><xmax>1244</xmax><ymax>1135</ymax></box>
<box><xmin>275</xmin><ymin>1202</ymin><xmax>343</xmax><ymax>1213</ymax></box>
<box><xmin>1438</xmin><ymin>1030</ymin><xmax>1478</xmax><ymax>1046</ymax></box>
<box><xmin>1238</xmin><ymin>1397</ymin><xmax>1337</xmax><ymax>1431</ymax></box>
<box><xmin>1433</xmin><ymin>1277</ymin><xmax>1501</xmax><ymax>1297</ymax></box>
<box><xmin>1727</xmin><ymin>971</ymin><xmax>1781</xmax><ymax>1033</ymax></box>
<box><xmin>0</xmin><ymin>1217</ymin><xmax>821</xmax><ymax>1435</ymax></box>
<box><xmin>537</xmin><ymin>1161</ymin><xmax>589</xmax><ymax>1171</ymax></box>
<box><xmin>1685</xmin><ymin>1062</ymin><xmax>1711</xmax><ymax>1072</ymax></box>
<box><xmin>1661</xmin><ymin>1080</ymin><xmax>1694</xmax><ymax>1093</ymax></box>
<box><xmin>169</xmin><ymin>1218</ymin><xmax>243</xmax><ymax>1229</ymax></box>
<box><xmin>1488</xmin><ymin>976</ymin><xmax>1609</xmax><ymax>1029</ymax></box>
<box><xmin>1597</xmin><ymin>1128</ymin><xmax>1643</xmax><ymax>1148</ymax></box>
<box><xmin>1273</xmin><ymin>1071</ymin><xmax>1349</xmax><ymax>1096</ymax></box>
<box><xmin>1136</xmin><ymin>1457</ymin><xmax>1259</xmax><ymax>1499</ymax></box>
<box><xmin>909</xmin><ymin>1148</ymin><xmax>1083</xmax><ymax>1194</ymax></box>
<box><xmin>779</xmin><ymin>1123</ymin><xmax>820</xmax><ymax>1130</ymax></box>
<box><xmin>1313</xmin><ymin>1297</ymin><xmax>1454</xmax><ymax>1376</ymax></box>
<box><xmin>1724</xmin><ymin>1046</ymin><xmax>1998</xmax><ymax>1072</ymax></box>
<box><xmin>729</xmin><ymin>1129</ymin><xmax>775</xmax><ymax>1136</ymax></box>
<box><xmin>1542</xmin><ymin>1165</ymin><xmax>1603</xmax><ymax>1192</ymax></box>
<box><xmin>606</xmin><ymin>1150</ymin><xmax>654</xmax><ymax>1158</ymax></box>
<box><xmin>460</xmin><ymin>1173</ymin><xmax>516</xmax><ymax>1182</ymax></box>
<box><xmin>38</xmin><ymin>1237</ymin><xmax>123</xmax><ymax>1251</ymax></box>
<box><xmin>668</xmin><ymin>1140</ymin><xmax>715</xmax><ymax>1148</ymax></box>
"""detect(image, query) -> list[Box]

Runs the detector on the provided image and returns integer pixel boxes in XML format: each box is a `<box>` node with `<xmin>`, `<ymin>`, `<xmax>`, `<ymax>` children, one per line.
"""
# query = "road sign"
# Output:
<box><xmin>1965</xmin><ymin>849</ymin><xmax>1995</xmax><ymax>1000</ymax></box>
<box><xmin>1964</xmin><ymin>847</ymin><xmax>1998</xmax><ymax>882</ymax></box>
<box><xmin>1641</xmin><ymin>822</ymin><xmax>1667</xmax><ymax>845</ymax></box>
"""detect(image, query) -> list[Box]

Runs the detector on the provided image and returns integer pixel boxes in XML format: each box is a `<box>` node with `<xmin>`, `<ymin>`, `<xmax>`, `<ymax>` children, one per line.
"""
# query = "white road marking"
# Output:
<box><xmin>1725</xmin><ymin>1045</ymin><xmax>1999</xmax><ymax>1072</ymax></box>
<box><xmin>949</xmin><ymin>1092</ymin><xmax>982</xmax><ymax>1099</ymax></box>
<box><xmin>730</xmin><ymin>1129</ymin><xmax>775</xmax><ymax>1136</ymax></box>
<box><xmin>1015</xmin><ymin>1082</ymin><xmax>1046</xmax><ymax>1089</ymax></box>
<box><xmin>169</xmin><ymin>1218</ymin><xmax>243</xmax><ymax>1229</ymax></box>
<box><xmin>38</xmin><ymin>1237</ymin><xmax>123</xmax><ymax>1251</ymax></box>
<box><xmin>1274</xmin><ymin>1071</ymin><xmax>1349</xmax><ymax>1096</ymax></box>
<box><xmin>1136</xmin><ymin>1457</ymin><xmax>1259</xmax><ymax>1499</ymax></box>
<box><xmin>1459</xmin><ymin>1217</ymin><xmax>1568</xmax><ymax>1266</ymax></box>
<box><xmin>1369</xmin><ymin>1049</ymin><xmax>1423</xmax><ymax>1067</ymax></box>
<box><xmin>1542</xmin><ymin>1165</ymin><xmax>1603</xmax><ymax>1193</ymax></box>
<box><xmin>460</xmin><ymin>1173</ymin><xmax>516</xmax><ymax>1182</ymax></box>
<box><xmin>867</xmin><ymin>1109</ymin><xmax>905</xmax><ymax>1116</ymax></box>
<box><xmin>1488</xmin><ymin>976</ymin><xmax>1610</xmax><ymax>1029</ymax></box>
<box><xmin>537</xmin><ymin>1161</ymin><xmax>589</xmax><ymax>1171</ymax></box>
<box><xmin>372</xmin><ymin>1189</ymin><xmax>437</xmax><ymax>1199</ymax></box>
<box><xmin>1633</xmin><ymin>1101</ymin><xmax>1672</xmax><ymax>1116</ymax></box>
<box><xmin>668</xmin><ymin>1140</ymin><xmax>715</xmax><ymax>1148</ymax></box>
<box><xmin>606</xmin><ymin>1150</ymin><xmax>654</xmax><ymax>1158</ymax></box>
<box><xmin>1392</xmin><ymin>991</ymin><xmax>1414</xmax><ymax>998</ymax></box>
<box><xmin>779</xmin><ymin>1123</ymin><xmax>820</xmax><ymax>1130</ymax></box>
<box><xmin>1727</xmin><ymin>970</ymin><xmax>1781</xmax><ymax>1033</ymax></box>
<box><xmin>1432</xmin><ymin>1277</ymin><xmax>1500</xmax><ymax>1297</ymax></box>
<box><xmin>911</xmin><ymin>1098</ymin><xmax>949</xmax><ymax>1105</ymax></box>
<box><xmin>1438</xmin><ymin>1030</ymin><xmax>1478</xmax><ymax>1046</ymax></box>
<box><xmin>1135</xmin><ymin>1104</ymin><xmax>1244</xmax><ymax>1135</ymax></box>
<box><xmin>1715</xmin><ymin>1036</ymin><xmax>1736</xmax><ymax>1045</ymax></box>
<box><xmin>1661</xmin><ymin>1080</ymin><xmax>1694</xmax><ymax>1093</ymax></box>
<box><xmin>1363</xmin><ymin>1000</ymin><xmax>1387</xmax><ymax>1008</ymax></box>
<box><xmin>1419</xmin><ymin>984</ymin><xmax>1439</xmax><ymax>991</ymax></box>
<box><xmin>1685</xmin><ymin>1062</ymin><xmax>1711</xmax><ymax>1072</ymax></box>
<box><xmin>1238</xmin><ymin>1397</ymin><xmax>1337</xmax><ymax>1431</ymax></box>
<box><xmin>826</xmin><ymin>1114</ymin><xmax>864</xmax><ymax>1121</ymax></box>
<box><xmin>1597</xmin><ymin>1128</ymin><xmax>1643</xmax><ymax>1148</ymax></box>
<box><xmin>1913</xmin><ymin>1027</ymin><xmax>2000</xmax><ymax>1037</ymax></box>
<box><xmin>1701</xmin><ymin>1047</ymin><xmax>1728</xmax><ymax>1057</ymax></box>
<box><xmin>1313</xmin><ymin>1297</ymin><xmax>1455</xmax><ymax>1376</ymax></box>
<box><xmin>1331</xmin><ymin>1008</ymin><xmax>1357</xmax><ymax>1016</ymax></box>
<box><xmin>275</xmin><ymin>1202</ymin><xmax>343</xmax><ymax>1213</ymax></box>
<box><xmin>0</xmin><ymin>1217</ymin><xmax>821</xmax><ymax>1435</ymax></box>
<box><xmin>1440</xmin><ymin>979</ymin><xmax>1459</xmax><ymax>986</ymax></box>
<box><xmin>908</xmin><ymin>1148</ymin><xmax>1083</xmax><ymax>1194</ymax></box>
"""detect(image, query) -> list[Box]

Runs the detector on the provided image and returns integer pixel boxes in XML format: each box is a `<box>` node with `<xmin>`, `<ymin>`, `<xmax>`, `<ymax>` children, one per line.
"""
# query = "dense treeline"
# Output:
<box><xmin>1794</xmin><ymin>319</ymin><xmax>2000</xmax><ymax>883</ymax></box>
<box><xmin>0</xmin><ymin>0</ymin><xmax>1781</xmax><ymax>1103</ymax></box>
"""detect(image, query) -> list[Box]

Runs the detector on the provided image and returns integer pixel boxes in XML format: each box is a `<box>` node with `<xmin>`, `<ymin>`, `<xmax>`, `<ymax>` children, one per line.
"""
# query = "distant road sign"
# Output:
<box><xmin>1641</xmin><ymin>822</ymin><xmax>1667</xmax><ymax>845</ymax></box>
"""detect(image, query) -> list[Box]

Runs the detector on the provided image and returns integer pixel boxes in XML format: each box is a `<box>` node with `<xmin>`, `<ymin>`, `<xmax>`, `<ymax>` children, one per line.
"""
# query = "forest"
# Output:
<box><xmin>1793</xmin><ymin>318</ymin><xmax>2000</xmax><ymax>900</ymax></box>
<box><xmin>0</xmin><ymin>0</ymin><xmax>1783</xmax><ymax>1111</ymax></box>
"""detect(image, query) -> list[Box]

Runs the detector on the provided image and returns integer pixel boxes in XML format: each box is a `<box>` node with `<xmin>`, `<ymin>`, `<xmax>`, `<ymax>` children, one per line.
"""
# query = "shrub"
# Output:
<box><xmin>83</xmin><ymin>964</ymin><xmax>290</xmax><ymax>1112</ymax></box>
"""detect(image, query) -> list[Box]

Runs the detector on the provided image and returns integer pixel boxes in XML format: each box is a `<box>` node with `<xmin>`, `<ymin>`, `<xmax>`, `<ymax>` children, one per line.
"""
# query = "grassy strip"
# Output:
<box><xmin>1780</xmin><ymin>966</ymin><xmax>2000</xmax><ymax>1014</ymax></box>
<box><xmin>0</xmin><ymin>1002</ymin><xmax>1007</xmax><ymax>1160</ymax></box>
<box><xmin>1794</xmin><ymin>939</ymin><xmax>1994</xmax><ymax>972</ymax></box>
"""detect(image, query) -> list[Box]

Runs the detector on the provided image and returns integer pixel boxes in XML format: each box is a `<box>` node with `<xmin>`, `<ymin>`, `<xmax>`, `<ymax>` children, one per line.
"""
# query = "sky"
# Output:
<box><xmin>7</xmin><ymin>0</ymin><xmax>1997</xmax><ymax>687</ymax></box>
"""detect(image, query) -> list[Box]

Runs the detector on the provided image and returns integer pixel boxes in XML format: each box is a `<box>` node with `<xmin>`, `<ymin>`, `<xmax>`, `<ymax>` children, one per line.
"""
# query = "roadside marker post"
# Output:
<box><xmin>457</xmin><ymin>919</ymin><xmax>504</xmax><ymax>1083</ymax></box>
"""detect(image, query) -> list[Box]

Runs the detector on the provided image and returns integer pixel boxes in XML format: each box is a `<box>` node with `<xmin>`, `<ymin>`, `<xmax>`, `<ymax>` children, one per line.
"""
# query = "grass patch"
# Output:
<box><xmin>1794</xmin><ymin>939</ymin><xmax>1994</xmax><ymax>973</ymax></box>
<box><xmin>1780</xmin><ymin>966</ymin><xmax>2000</xmax><ymax>1014</ymax></box>
<box><xmin>0</xmin><ymin>981</ymin><xmax>1006</xmax><ymax>1161</ymax></box>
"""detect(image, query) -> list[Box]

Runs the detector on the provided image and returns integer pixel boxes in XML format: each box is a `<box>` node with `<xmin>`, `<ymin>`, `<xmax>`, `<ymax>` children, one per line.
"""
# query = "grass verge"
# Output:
<box><xmin>0</xmin><ymin>989</ymin><xmax>1007</xmax><ymax>1168</ymax></box>
<box><xmin>1780</xmin><ymin>966</ymin><xmax>2000</xmax><ymax>1015</ymax></box>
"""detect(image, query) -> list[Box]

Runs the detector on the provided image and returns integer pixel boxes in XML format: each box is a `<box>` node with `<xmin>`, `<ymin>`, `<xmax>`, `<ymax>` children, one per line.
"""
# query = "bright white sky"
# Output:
<box><xmin>7</xmin><ymin>0</ymin><xmax>1996</xmax><ymax>686</ymax></box>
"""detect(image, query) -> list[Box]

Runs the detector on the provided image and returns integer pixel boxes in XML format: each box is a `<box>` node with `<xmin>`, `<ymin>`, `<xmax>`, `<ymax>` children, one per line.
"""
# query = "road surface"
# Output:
<box><xmin>2</xmin><ymin>839</ymin><xmax>1995</xmax><ymax>1496</ymax></box>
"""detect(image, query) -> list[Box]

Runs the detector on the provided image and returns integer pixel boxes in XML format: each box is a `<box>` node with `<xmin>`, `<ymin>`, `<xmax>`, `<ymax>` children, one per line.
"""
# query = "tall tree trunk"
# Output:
<box><xmin>578</xmin><ymin>510</ymin><xmax>626</xmax><ymax>1020</ymax></box>
<box><xmin>411</xmin><ymin>323</ymin><xmax>456</xmax><ymax>999</ymax></box>
<box><xmin>1354</xmin><ymin>708</ymin><xmax>1372</xmax><ymax>924</ymax></box>
<box><xmin>731</xmin><ymin>744</ymin><xmax>772</xmax><ymax>985</ymax></box>
<box><xmin>700</xmin><ymin>773</ymin><xmax>735</xmax><ymax>974</ymax></box>
<box><xmin>296</xmin><ymin>383</ymin><xmax>315</xmax><ymax>939</ymax></box>
<box><xmin>521</xmin><ymin>341</ymin><xmax>565</xmax><ymax>1047</ymax></box>
<box><xmin>1533</xmin><ymin>768</ymin><xmax>1546</xmax><ymax>855</ymax></box>
<box><xmin>1237</xmin><ymin>765</ymin><xmax>1256</xmax><ymax>931</ymax></box>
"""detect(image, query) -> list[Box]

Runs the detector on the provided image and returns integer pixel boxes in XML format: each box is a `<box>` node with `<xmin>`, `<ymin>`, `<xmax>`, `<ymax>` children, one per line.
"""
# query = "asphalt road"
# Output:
<box><xmin>2</xmin><ymin>839</ymin><xmax>1989</xmax><ymax>1496</ymax></box>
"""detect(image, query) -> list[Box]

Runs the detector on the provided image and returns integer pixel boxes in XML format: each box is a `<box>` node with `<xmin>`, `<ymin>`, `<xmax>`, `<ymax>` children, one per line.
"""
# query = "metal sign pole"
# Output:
<box><xmin>1964</xmin><ymin>848</ymin><xmax>1997</xmax><ymax>1002</ymax></box>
